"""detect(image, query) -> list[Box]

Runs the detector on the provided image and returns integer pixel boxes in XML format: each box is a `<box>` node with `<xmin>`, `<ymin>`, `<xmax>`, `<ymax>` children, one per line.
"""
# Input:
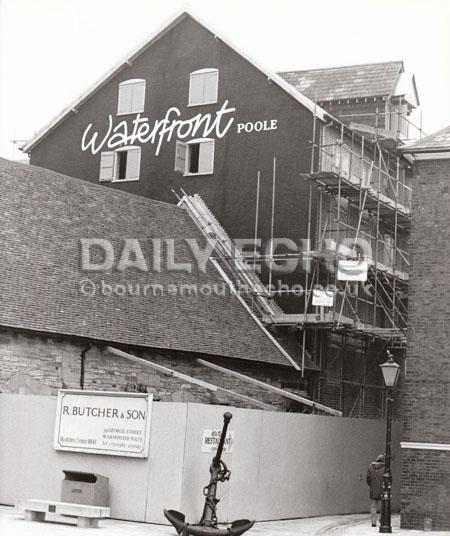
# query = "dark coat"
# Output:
<box><xmin>366</xmin><ymin>461</ymin><xmax>385</xmax><ymax>499</ymax></box>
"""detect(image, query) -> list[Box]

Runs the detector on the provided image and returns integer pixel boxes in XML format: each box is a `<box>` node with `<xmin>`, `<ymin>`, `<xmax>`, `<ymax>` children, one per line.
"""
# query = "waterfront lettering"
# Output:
<box><xmin>81</xmin><ymin>101</ymin><xmax>236</xmax><ymax>156</ymax></box>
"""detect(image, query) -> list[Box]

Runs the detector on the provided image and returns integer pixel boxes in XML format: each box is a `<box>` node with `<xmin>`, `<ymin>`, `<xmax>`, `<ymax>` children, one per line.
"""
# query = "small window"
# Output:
<box><xmin>362</xmin><ymin>160</ymin><xmax>374</xmax><ymax>188</ymax></box>
<box><xmin>99</xmin><ymin>146</ymin><xmax>141</xmax><ymax>182</ymax></box>
<box><xmin>117</xmin><ymin>79</ymin><xmax>146</xmax><ymax>115</ymax></box>
<box><xmin>383</xmin><ymin>234</ymin><xmax>394</xmax><ymax>266</ymax></box>
<box><xmin>334</xmin><ymin>145</ymin><xmax>350</xmax><ymax>177</ymax></box>
<box><xmin>188</xmin><ymin>69</ymin><xmax>218</xmax><ymax>106</ymax></box>
<box><xmin>175</xmin><ymin>139</ymin><xmax>214</xmax><ymax>175</ymax></box>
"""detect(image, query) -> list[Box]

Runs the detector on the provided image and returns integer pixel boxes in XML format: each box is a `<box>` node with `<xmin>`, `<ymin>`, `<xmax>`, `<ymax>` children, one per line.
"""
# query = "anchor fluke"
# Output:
<box><xmin>164</xmin><ymin>509</ymin><xmax>187</xmax><ymax>534</ymax></box>
<box><xmin>229</xmin><ymin>519</ymin><xmax>255</xmax><ymax>536</ymax></box>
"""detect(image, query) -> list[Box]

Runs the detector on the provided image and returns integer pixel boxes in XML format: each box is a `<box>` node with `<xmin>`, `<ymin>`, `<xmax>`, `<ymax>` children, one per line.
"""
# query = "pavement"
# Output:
<box><xmin>1</xmin><ymin>505</ymin><xmax>449</xmax><ymax>536</ymax></box>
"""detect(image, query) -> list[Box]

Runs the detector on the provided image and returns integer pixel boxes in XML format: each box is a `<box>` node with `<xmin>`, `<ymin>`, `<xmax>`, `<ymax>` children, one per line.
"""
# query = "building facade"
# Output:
<box><xmin>399</xmin><ymin>126</ymin><xmax>450</xmax><ymax>530</ymax></box>
<box><xmin>22</xmin><ymin>10</ymin><xmax>420</xmax><ymax>417</ymax></box>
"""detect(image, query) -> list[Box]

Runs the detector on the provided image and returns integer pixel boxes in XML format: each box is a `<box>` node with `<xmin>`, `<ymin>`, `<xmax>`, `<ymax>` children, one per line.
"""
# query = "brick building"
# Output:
<box><xmin>19</xmin><ymin>9</ymin><xmax>422</xmax><ymax>417</ymax></box>
<box><xmin>399</xmin><ymin>126</ymin><xmax>450</xmax><ymax>530</ymax></box>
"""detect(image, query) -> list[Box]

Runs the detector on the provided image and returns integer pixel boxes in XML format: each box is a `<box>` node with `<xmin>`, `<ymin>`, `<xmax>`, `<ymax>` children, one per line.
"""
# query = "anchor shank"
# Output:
<box><xmin>200</xmin><ymin>412</ymin><xmax>232</xmax><ymax>526</ymax></box>
<box><xmin>213</xmin><ymin>412</ymin><xmax>232</xmax><ymax>467</ymax></box>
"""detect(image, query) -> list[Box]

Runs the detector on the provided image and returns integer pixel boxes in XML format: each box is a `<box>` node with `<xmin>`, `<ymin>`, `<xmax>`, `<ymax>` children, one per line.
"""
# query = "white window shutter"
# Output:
<box><xmin>175</xmin><ymin>141</ymin><xmax>188</xmax><ymax>173</ymax></box>
<box><xmin>198</xmin><ymin>140</ymin><xmax>214</xmax><ymax>174</ymax></box>
<box><xmin>125</xmin><ymin>147</ymin><xmax>141</xmax><ymax>180</ymax></box>
<box><xmin>189</xmin><ymin>73</ymin><xmax>204</xmax><ymax>106</ymax></box>
<box><xmin>203</xmin><ymin>71</ymin><xmax>218</xmax><ymax>103</ymax></box>
<box><xmin>118</xmin><ymin>84</ymin><xmax>133</xmax><ymax>114</ymax></box>
<box><xmin>131</xmin><ymin>81</ymin><xmax>146</xmax><ymax>112</ymax></box>
<box><xmin>99</xmin><ymin>151</ymin><xmax>116</xmax><ymax>182</ymax></box>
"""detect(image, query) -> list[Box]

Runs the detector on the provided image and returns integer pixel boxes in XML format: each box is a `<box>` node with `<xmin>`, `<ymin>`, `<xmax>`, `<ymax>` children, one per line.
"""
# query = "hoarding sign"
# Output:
<box><xmin>337</xmin><ymin>260</ymin><xmax>368</xmax><ymax>282</ymax></box>
<box><xmin>201</xmin><ymin>429</ymin><xmax>234</xmax><ymax>453</ymax></box>
<box><xmin>312</xmin><ymin>288</ymin><xmax>334</xmax><ymax>307</ymax></box>
<box><xmin>53</xmin><ymin>389</ymin><xmax>152</xmax><ymax>458</ymax></box>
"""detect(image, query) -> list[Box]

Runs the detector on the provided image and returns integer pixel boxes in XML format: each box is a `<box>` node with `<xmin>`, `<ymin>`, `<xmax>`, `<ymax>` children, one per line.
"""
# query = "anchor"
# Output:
<box><xmin>164</xmin><ymin>412</ymin><xmax>254</xmax><ymax>536</ymax></box>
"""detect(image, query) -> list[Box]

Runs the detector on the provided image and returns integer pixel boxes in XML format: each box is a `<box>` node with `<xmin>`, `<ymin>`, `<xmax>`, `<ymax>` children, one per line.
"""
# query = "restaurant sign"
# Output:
<box><xmin>53</xmin><ymin>389</ymin><xmax>152</xmax><ymax>458</ymax></box>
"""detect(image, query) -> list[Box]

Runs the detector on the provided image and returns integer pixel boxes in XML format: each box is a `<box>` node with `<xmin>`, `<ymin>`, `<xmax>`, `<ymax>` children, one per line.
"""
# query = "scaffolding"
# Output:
<box><xmin>334</xmin><ymin>103</ymin><xmax>425</xmax><ymax>146</ymax></box>
<box><xmin>176</xmin><ymin>107</ymin><xmax>413</xmax><ymax>417</ymax></box>
<box><xmin>301</xmin><ymin>115</ymin><xmax>410</xmax><ymax>338</ymax></box>
<box><xmin>294</xmin><ymin>111</ymin><xmax>410</xmax><ymax>416</ymax></box>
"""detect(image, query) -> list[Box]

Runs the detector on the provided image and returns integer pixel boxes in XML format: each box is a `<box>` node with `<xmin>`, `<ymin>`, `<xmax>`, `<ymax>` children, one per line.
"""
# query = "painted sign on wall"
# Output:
<box><xmin>201</xmin><ymin>429</ymin><xmax>234</xmax><ymax>453</ymax></box>
<box><xmin>81</xmin><ymin>101</ymin><xmax>279</xmax><ymax>157</ymax></box>
<box><xmin>53</xmin><ymin>390</ymin><xmax>152</xmax><ymax>458</ymax></box>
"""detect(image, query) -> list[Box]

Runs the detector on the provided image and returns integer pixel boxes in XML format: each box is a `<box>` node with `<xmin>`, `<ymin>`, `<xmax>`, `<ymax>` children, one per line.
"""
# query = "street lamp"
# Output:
<box><xmin>379</xmin><ymin>350</ymin><xmax>401</xmax><ymax>534</ymax></box>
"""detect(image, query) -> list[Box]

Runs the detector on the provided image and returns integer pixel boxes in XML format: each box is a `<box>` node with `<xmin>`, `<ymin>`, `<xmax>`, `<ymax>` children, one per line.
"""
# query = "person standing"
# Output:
<box><xmin>366</xmin><ymin>454</ymin><xmax>385</xmax><ymax>527</ymax></box>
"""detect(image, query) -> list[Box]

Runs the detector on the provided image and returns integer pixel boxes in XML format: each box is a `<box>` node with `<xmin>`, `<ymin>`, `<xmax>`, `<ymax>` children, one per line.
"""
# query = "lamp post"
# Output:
<box><xmin>379</xmin><ymin>350</ymin><xmax>401</xmax><ymax>534</ymax></box>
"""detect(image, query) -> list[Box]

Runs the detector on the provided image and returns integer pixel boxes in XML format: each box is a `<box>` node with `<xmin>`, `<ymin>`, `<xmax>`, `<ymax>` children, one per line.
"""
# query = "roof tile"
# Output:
<box><xmin>278</xmin><ymin>61</ymin><xmax>404</xmax><ymax>101</ymax></box>
<box><xmin>0</xmin><ymin>158</ymin><xmax>290</xmax><ymax>367</ymax></box>
<box><xmin>401</xmin><ymin>125</ymin><xmax>450</xmax><ymax>153</ymax></box>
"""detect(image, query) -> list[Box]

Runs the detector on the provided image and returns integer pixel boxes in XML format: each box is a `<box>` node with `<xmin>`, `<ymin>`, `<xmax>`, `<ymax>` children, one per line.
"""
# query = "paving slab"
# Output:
<box><xmin>2</xmin><ymin>505</ymin><xmax>450</xmax><ymax>536</ymax></box>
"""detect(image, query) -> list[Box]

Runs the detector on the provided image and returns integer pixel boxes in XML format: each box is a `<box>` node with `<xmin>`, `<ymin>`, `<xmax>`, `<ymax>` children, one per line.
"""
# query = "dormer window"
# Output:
<box><xmin>188</xmin><ymin>69</ymin><xmax>218</xmax><ymax>106</ymax></box>
<box><xmin>117</xmin><ymin>79</ymin><xmax>146</xmax><ymax>115</ymax></box>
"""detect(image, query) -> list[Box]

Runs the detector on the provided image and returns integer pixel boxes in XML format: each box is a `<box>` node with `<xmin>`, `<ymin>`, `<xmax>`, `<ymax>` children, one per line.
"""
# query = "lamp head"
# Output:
<box><xmin>380</xmin><ymin>351</ymin><xmax>401</xmax><ymax>388</ymax></box>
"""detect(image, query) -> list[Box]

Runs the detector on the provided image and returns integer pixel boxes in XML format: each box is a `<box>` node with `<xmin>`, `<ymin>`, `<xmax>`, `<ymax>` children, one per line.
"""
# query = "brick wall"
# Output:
<box><xmin>402</xmin><ymin>449</ymin><xmax>450</xmax><ymax>529</ymax></box>
<box><xmin>401</xmin><ymin>157</ymin><xmax>450</xmax><ymax>530</ymax></box>
<box><xmin>0</xmin><ymin>328</ymin><xmax>305</xmax><ymax>410</ymax></box>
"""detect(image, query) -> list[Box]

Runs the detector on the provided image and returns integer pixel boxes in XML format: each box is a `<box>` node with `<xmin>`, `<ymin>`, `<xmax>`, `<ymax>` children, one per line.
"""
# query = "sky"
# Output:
<box><xmin>1</xmin><ymin>0</ymin><xmax>449</xmax><ymax>160</ymax></box>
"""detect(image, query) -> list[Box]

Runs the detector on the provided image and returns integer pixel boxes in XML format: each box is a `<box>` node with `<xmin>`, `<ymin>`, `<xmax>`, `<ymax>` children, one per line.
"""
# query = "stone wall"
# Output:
<box><xmin>0</xmin><ymin>327</ymin><xmax>304</xmax><ymax>410</ymax></box>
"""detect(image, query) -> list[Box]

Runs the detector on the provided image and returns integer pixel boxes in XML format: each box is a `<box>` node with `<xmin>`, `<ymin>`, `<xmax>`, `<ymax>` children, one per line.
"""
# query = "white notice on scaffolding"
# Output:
<box><xmin>312</xmin><ymin>289</ymin><xmax>334</xmax><ymax>307</ymax></box>
<box><xmin>337</xmin><ymin>260</ymin><xmax>368</xmax><ymax>281</ymax></box>
<box><xmin>202</xmin><ymin>429</ymin><xmax>234</xmax><ymax>453</ymax></box>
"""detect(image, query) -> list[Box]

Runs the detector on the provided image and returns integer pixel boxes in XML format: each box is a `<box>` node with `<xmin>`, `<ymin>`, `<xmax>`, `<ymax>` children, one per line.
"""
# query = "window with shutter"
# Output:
<box><xmin>198</xmin><ymin>140</ymin><xmax>214</xmax><ymax>174</ymax></box>
<box><xmin>114</xmin><ymin>146</ymin><xmax>141</xmax><ymax>182</ymax></box>
<box><xmin>124</xmin><ymin>147</ymin><xmax>141</xmax><ymax>180</ymax></box>
<box><xmin>175</xmin><ymin>141</ymin><xmax>188</xmax><ymax>173</ymax></box>
<box><xmin>98</xmin><ymin>147</ymin><xmax>141</xmax><ymax>182</ymax></box>
<box><xmin>99</xmin><ymin>152</ymin><xmax>115</xmax><ymax>182</ymax></box>
<box><xmin>175</xmin><ymin>139</ymin><xmax>215</xmax><ymax>176</ymax></box>
<box><xmin>118</xmin><ymin>79</ymin><xmax>146</xmax><ymax>115</ymax></box>
<box><xmin>188</xmin><ymin>69</ymin><xmax>218</xmax><ymax>106</ymax></box>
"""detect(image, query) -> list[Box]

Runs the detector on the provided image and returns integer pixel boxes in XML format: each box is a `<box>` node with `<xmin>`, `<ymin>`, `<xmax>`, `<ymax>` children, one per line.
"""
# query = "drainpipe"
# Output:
<box><xmin>80</xmin><ymin>345</ymin><xmax>92</xmax><ymax>389</ymax></box>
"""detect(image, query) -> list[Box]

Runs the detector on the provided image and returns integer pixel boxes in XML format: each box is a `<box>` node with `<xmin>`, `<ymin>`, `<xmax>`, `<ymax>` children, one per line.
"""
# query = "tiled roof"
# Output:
<box><xmin>400</xmin><ymin>125</ymin><xmax>450</xmax><ymax>153</ymax></box>
<box><xmin>278</xmin><ymin>61</ymin><xmax>404</xmax><ymax>102</ymax></box>
<box><xmin>0</xmin><ymin>158</ymin><xmax>291</xmax><ymax>367</ymax></box>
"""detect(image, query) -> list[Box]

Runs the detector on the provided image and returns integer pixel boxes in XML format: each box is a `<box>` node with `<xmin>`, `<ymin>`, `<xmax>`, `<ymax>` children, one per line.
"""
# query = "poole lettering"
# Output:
<box><xmin>237</xmin><ymin>119</ymin><xmax>278</xmax><ymax>134</ymax></box>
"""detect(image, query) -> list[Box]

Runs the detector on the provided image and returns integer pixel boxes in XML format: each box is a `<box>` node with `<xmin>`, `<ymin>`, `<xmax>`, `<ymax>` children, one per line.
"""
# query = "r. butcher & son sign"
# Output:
<box><xmin>53</xmin><ymin>390</ymin><xmax>152</xmax><ymax>458</ymax></box>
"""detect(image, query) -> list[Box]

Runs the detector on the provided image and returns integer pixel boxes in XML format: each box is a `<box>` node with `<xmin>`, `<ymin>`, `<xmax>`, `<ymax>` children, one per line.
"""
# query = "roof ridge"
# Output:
<box><xmin>22</xmin><ymin>7</ymin><xmax>328</xmax><ymax>152</ymax></box>
<box><xmin>278</xmin><ymin>60</ymin><xmax>404</xmax><ymax>74</ymax></box>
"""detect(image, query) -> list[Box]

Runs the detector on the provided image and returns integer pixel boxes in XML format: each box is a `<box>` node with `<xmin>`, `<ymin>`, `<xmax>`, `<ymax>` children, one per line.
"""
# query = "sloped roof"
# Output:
<box><xmin>400</xmin><ymin>125</ymin><xmax>450</xmax><ymax>153</ymax></box>
<box><xmin>0</xmin><ymin>157</ymin><xmax>292</xmax><ymax>367</ymax></box>
<box><xmin>22</xmin><ymin>8</ymin><xmax>327</xmax><ymax>153</ymax></box>
<box><xmin>278</xmin><ymin>61</ymin><xmax>404</xmax><ymax>102</ymax></box>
